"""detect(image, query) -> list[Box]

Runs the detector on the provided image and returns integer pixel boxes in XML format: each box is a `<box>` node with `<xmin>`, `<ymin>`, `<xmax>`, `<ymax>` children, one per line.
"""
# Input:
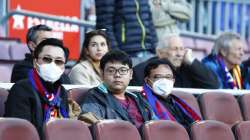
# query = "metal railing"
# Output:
<box><xmin>181</xmin><ymin>0</ymin><xmax>250</xmax><ymax>40</ymax></box>
<box><xmin>0</xmin><ymin>9</ymin><xmax>95</xmax><ymax>31</ymax></box>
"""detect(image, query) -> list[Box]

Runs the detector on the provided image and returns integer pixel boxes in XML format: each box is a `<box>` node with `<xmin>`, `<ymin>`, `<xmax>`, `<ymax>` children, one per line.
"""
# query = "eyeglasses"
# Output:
<box><xmin>150</xmin><ymin>74</ymin><xmax>174</xmax><ymax>81</ymax></box>
<box><xmin>105</xmin><ymin>67</ymin><xmax>130</xmax><ymax>75</ymax></box>
<box><xmin>38</xmin><ymin>56</ymin><xmax>65</xmax><ymax>66</ymax></box>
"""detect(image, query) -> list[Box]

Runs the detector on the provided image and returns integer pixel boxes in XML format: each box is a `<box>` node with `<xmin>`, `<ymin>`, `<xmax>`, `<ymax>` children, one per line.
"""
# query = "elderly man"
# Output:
<box><xmin>5</xmin><ymin>38</ymin><xmax>70</xmax><ymax>140</ymax></box>
<box><xmin>11</xmin><ymin>24</ymin><xmax>70</xmax><ymax>83</ymax></box>
<box><xmin>202</xmin><ymin>32</ymin><xmax>250</xmax><ymax>89</ymax></box>
<box><xmin>131</xmin><ymin>34</ymin><xmax>219</xmax><ymax>89</ymax></box>
<box><xmin>81</xmin><ymin>50</ymin><xmax>156</xmax><ymax>128</ymax></box>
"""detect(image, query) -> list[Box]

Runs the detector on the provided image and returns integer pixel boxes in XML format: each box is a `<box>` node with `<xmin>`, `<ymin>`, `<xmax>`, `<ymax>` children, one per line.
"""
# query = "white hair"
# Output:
<box><xmin>156</xmin><ymin>33</ymin><xmax>180</xmax><ymax>50</ymax></box>
<box><xmin>212</xmin><ymin>32</ymin><xmax>242</xmax><ymax>55</ymax></box>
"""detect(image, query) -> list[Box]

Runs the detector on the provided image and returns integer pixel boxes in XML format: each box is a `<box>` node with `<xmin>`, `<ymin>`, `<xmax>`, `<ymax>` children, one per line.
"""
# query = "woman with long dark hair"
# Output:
<box><xmin>69</xmin><ymin>30</ymin><xmax>110</xmax><ymax>86</ymax></box>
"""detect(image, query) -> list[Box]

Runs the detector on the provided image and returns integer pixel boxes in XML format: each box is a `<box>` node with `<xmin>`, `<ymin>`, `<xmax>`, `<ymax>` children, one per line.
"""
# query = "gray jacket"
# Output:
<box><xmin>81</xmin><ymin>84</ymin><xmax>157</xmax><ymax>125</ymax></box>
<box><xmin>149</xmin><ymin>0</ymin><xmax>192</xmax><ymax>36</ymax></box>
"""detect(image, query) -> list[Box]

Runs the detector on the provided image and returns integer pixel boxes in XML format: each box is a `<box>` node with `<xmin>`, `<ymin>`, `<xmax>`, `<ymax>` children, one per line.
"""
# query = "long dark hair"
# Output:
<box><xmin>78</xmin><ymin>29</ymin><xmax>111</xmax><ymax>62</ymax></box>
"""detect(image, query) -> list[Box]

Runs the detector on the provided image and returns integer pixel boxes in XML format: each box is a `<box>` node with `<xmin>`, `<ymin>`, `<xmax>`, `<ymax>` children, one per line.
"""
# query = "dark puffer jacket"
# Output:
<box><xmin>95</xmin><ymin>0</ymin><xmax>157</xmax><ymax>54</ymax></box>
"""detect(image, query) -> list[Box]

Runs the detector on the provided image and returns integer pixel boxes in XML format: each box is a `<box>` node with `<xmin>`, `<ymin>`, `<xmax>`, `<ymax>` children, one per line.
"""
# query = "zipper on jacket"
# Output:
<box><xmin>121</xmin><ymin>20</ymin><xmax>126</xmax><ymax>43</ymax></box>
<box><xmin>134</xmin><ymin>0</ymin><xmax>146</xmax><ymax>50</ymax></box>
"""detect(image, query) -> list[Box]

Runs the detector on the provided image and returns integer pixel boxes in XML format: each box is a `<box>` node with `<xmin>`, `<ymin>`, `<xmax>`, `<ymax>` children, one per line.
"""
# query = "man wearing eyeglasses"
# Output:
<box><xmin>11</xmin><ymin>24</ymin><xmax>71</xmax><ymax>84</ymax></box>
<box><xmin>141</xmin><ymin>59</ymin><xmax>201</xmax><ymax>129</ymax></box>
<box><xmin>81</xmin><ymin>50</ymin><xmax>156</xmax><ymax>128</ymax></box>
<box><xmin>5</xmin><ymin>38</ymin><xmax>70</xmax><ymax>140</ymax></box>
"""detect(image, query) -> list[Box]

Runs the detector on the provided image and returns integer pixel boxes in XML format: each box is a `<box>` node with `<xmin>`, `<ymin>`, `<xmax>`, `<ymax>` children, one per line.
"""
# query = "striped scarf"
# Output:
<box><xmin>142</xmin><ymin>84</ymin><xmax>201</xmax><ymax>122</ymax></box>
<box><xmin>216</xmin><ymin>55</ymin><xmax>242</xmax><ymax>89</ymax></box>
<box><xmin>28</xmin><ymin>69</ymin><xmax>69</xmax><ymax>122</ymax></box>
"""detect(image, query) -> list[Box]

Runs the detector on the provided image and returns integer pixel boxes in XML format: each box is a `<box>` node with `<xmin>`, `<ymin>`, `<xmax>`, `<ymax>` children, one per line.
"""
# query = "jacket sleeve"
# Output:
<box><xmin>148</xmin><ymin>7</ymin><xmax>158</xmax><ymax>49</ymax></box>
<box><xmin>95</xmin><ymin>0</ymin><xmax>117</xmax><ymax>48</ymax></box>
<box><xmin>187</xmin><ymin>59</ymin><xmax>220</xmax><ymax>89</ymax></box>
<box><xmin>4</xmin><ymin>84</ymin><xmax>32</xmax><ymax>121</ymax></box>
<box><xmin>69</xmin><ymin>66</ymin><xmax>91</xmax><ymax>85</ymax></box>
<box><xmin>161</xmin><ymin>0</ymin><xmax>192</xmax><ymax>22</ymax></box>
<box><xmin>80</xmin><ymin>94</ymin><xmax>105</xmax><ymax>119</ymax></box>
<box><xmin>11</xmin><ymin>63</ymin><xmax>30</xmax><ymax>83</ymax></box>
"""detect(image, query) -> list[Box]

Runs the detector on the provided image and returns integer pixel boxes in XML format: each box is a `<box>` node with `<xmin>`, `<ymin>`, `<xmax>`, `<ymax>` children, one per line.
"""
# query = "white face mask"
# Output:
<box><xmin>152</xmin><ymin>79</ymin><xmax>174</xmax><ymax>96</ymax></box>
<box><xmin>36</xmin><ymin>62</ymin><xmax>64</xmax><ymax>83</ymax></box>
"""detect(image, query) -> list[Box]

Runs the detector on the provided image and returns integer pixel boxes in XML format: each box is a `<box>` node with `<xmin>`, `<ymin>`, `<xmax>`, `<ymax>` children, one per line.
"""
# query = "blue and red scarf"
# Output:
<box><xmin>28</xmin><ymin>69</ymin><xmax>68</xmax><ymax>122</ymax></box>
<box><xmin>142</xmin><ymin>84</ymin><xmax>201</xmax><ymax>122</ymax></box>
<box><xmin>216</xmin><ymin>55</ymin><xmax>242</xmax><ymax>89</ymax></box>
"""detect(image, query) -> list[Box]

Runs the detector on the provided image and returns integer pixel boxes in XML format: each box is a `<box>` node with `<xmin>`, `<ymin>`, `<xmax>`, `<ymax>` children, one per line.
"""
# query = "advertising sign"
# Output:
<box><xmin>8</xmin><ymin>0</ymin><xmax>81</xmax><ymax>60</ymax></box>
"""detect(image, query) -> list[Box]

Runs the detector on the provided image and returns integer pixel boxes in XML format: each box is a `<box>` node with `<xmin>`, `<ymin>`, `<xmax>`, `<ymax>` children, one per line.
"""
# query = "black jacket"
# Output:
<box><xmin>4</xmin><ymin>78</ymin><xmax>69</xmax><ymax>140</ymax></box>
<box><xmin>11</xmin><ymin>53</ymin><xmax>71</xmax><ymax>84</ymax></box>
<box><xmin>131</xmin><ymin>57</ymin><xmax>219</xmax><ymax>89</ymax></box>
<box><xmin>95</xmin><ymin>0</ymin><xmax>157</xmax><ymax>53</ymax></box>
<box><xmin>81</xmin><ymin>86</ymin><xmax>156</xmax><ymax>126</ymax></box>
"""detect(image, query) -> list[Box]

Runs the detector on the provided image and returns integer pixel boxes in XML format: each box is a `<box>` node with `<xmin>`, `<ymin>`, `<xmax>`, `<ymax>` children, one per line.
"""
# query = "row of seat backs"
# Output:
<box><xmin>69</xmin><ymin>88</ymin><xmax>250</xmax><ymax>127</ymax></box>
<box><xmin>1</xmin><ymin>118</ymin><xmax>250</xmax><ymax>140</ymax></box>
<box><xmin>1</xmin><ymin>87</ymin><xmax>250</xmax><ymax>128</ymax></box>
<box><xmin>0</xmin><ymin>42</ymin><xmax>28</xmax><ymax>61</ymax></box>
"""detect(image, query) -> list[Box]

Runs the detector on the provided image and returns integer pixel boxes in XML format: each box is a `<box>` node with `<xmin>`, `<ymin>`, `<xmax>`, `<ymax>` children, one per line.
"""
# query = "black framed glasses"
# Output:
<box><xmin>38</xmin><ymin>56</ymin><xmax>65</xmax><ymax>66</ymax></box>
<box><xmin>105</xmin><ymin>67</ymin><xmax>130</xmax><ymax>75</ymax></box>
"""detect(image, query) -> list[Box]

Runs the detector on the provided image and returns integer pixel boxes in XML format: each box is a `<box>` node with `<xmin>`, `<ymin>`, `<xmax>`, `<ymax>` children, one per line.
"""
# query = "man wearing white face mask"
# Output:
<box><xmin>5</xmin><ymin>38</ymin><xmax>71</xmax><ymax>140</ymax></box>
<box><xmin>141</xmin><ymin>59</ymin><xmax>201</xmax><ymax>129</ymax></box>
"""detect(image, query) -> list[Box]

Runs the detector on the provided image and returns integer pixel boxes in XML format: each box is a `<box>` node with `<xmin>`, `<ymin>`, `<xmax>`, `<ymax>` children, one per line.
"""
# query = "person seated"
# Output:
<box><xmin>131</xmin><ymin>34</ymin><xmax>219</xmax><ymax>89</ymax></box>
<box><xmin>69</xmin><ymin>29</ymin><xmax>110</xmax><ymax>86</ymax></box>
<box><xmin>202</xmin><ymin>32</ymin><xmax>250</xmax><ymax>89</ymax></box>
<box><xmin>5</xmin><ymin>38</ymin><xmax>71</xmax><ymax>140</ymax></box>
<box><xmin>11</xmin><ymin>24</ymin><xmax>71</xmax><ymax>84</ymax></box>
<box><xmin>81</xmin><ymin>50</ymin><xmax>156</xmax><ymax>128</ymax></box>
<box><xmin>141</xmin><ymin>59</ymin><xmax>202</xmax><ymax>129</ymax></box>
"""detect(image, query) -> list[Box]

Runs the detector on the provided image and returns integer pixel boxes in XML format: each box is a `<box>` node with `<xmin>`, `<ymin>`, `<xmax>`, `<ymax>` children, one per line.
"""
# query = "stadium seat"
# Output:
<box><xmin>199</xmin><ymin>92</ymin><xmax>243</xmax><ymax>127</ymax></box>
<box><xmin>190</xmin><ymin>120</ymin><xmax>235</xmax><ymax>140</ymax></box>
<box><xmin>0</xmin><ymin>118</ymin><xmax>39</xmax><ymax>140</ymax></box>
<box><xmin>141</xmin><ymin>120</ymin><xmax>189</xmax><ymax>140</ymax></box>
<box><xmin>69</xmin><ymin>87</ymin><xmax>91</xmax><ymax>105</ymax></box>
<box><xmin>92</xmin><ymin>120</ymin><xmax>141</xmax><ymax>140</ymax></box>
<box><xmin>172</xmin><ymin>91</ymin><xmax>203</xmax><ymax>119</ymax></box>
<box><xmin>0</xmin><ymin>88</ymin><xmax>9</xmax><ymax>117</ymax></box>
<box><xmin>9</xmin><ymin>43</ymin><xmax>29</xmax><ymax>60</ymax></box>
<box><xmin>239</xmin><ymin>94</ymin><xmax>250</xmax><ymax>121</ymax></box>
<box><xmin>0</xmin><ymin>43</ymin><xmax>10</xmax><ymax>60</ymax></box>
<box><xmin>233</xmin><ymin>121</ymin><xmax>250</xmax><ymax>140</ymax></box>
<box><xmin>45</xmin><ymin>119</ymin><xmax>92</xmax><ymax>140</ymax></box>
<box><xmin>181</xmin><ymin>36</ymin><xmax>195</xmax><ymax>48</ymax></box>
<box><xmin>0</xmin><ymin>65</ymin><xmax>13</xmax><ymax>83</ymax></box>
<box><xmin>194</xmin><ymin>39</ymin><xmax>214</xmax><ymax>54</ymax></box>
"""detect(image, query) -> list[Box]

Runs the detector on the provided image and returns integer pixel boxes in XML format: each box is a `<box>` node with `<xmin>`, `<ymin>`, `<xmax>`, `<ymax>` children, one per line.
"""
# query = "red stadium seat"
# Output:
<box><xmin>190</xmin><ymin>120</ymin><xmax>235</xmax><ymax>140</ymax></box>
<box><xmin>172</xmin><ymin>91</ymin><xmax>203</xmax><ymax>119</ymax></box>
<box><xmin>239</xmin><ymin>94</ymin><xmax>250</xmax><ymax>121</ymax></box>
<box><xmin>0</xmin><ymin>88</ymin><xmax>9</xmax><ymax>117</ymax></box>
<box><xmin>69</xmin><ymin>87</ymin><xmax>91</xmax><ymax>105</ymax></box>
<box><xmin>0</xmin><ymin>118</ymin><xmax>39</xmax><ymax>140</ymax></box>
<box><xmin>233</xmin><ymin>121</ymin><xmax>250</xmax><ymax>140</ymax></box>
<box><xmin>92</xmin><ymin>120</ymin><xmax>141</xmax><ymax>140</ymax></box>
<box><xmin>199</xmin><ymin>92</ymin><xmax>243</xmax><ymax>127</ymax></box>
<box><xmin>45</xmin><ymin>119</ymin><xmax>92</xmax><ymax>140</ymax></box>
<box><xmin>142</xmin><ymin>120</ymin><xmax>190</xmax><ymax>140</ymax></box>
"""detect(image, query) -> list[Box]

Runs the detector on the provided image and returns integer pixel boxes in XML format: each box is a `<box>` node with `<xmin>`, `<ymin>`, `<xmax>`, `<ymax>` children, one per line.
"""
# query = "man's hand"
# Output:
<box><xmin>183</xmin><ymin>48</ymin><xmax>195</xmax><ymax>65</ymax></box>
